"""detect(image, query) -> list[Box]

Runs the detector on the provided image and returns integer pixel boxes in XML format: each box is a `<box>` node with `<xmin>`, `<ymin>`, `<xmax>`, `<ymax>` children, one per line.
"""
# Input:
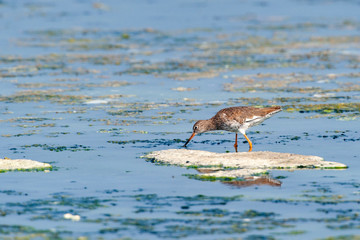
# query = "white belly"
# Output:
<box><xmin>221</xmin><ymin>120</ymin><xmax>249</xmax><ymax>134</ymax></box>
<box><xmin>222</xmin><ymin>117</ymin><xmax>264</xmax><ymax>135</ymax></box>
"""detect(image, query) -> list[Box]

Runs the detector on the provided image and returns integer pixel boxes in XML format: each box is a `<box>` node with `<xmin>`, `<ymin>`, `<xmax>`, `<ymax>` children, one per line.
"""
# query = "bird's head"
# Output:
<box><xmin>183</xmin><ymin>120</ymin><xmax>210</xmax><ymax>147</ymax></box>
<box><xmin>192</xmin><ymin>120</ymin><xmax>209</xmax><ymax>134</ymax></box>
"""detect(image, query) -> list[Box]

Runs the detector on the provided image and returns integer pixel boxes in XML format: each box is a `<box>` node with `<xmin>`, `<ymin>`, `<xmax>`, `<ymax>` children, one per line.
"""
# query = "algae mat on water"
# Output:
<box><xmin>145</xmin><ymin>149</ymin><xmax>347</xmax><ymax>179</ymax></box>
<box><xmin>0</xmin><ymin>158</ymin><xmax>52</xmax><ymax>172</ymax></box>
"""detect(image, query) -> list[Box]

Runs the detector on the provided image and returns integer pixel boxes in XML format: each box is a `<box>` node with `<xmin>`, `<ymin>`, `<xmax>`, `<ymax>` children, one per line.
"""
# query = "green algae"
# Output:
<box><xmin>7</xmin><ymin>194</ymin><xmax>111</xmax><ymax>212</ymax></box>
<box><xmin>108</xmin><ymin>139</ymin><xmax>183</xmax><ymax>148</ymax></box>
<box><xmin>184</xmin><ymin>174</ymin><xmax>238</xmax><ymax>182</ymax></box>
<box><xmin>273</xmin><ymin>230</ymin><xmax>307</xmax><ymax>236</ymax></box>
<box><xmin>258</xmin><ymin>196</ymin><xmax>359</xmax><ymax>205</ymax></box>
<box><xmin>286</xmin><ymin>103</ymin><xmax>360</xmax><ymax>114</ymax></box>
<box><xmin>131</xmin><ymin>194</ymin><xmax>244</xmax><ymax>205</ymax></box>
<box><xmin>81</xmin><ymin>208</ymin><xmax>287</xmax><ymax>238</ymax></box>
<box><xmin>0</xmin><ymin>225</ymin><xmax>69</xmax><ymax>238</ymax></box>
<box><xmin>318</xmin><ymin>236</ymin><xmax>360</xmax><ymax>240</ymax></box>
<box><xmin>22</xmin><ymin>144</ymin><xmax>93</xmax><ymax>152</ymax></box>
<box><xmin>223</xmin><ymin>72</ymin><xmax>360</xmax><ymax>96</ymax></box>
<box><xmin>1</xmin><ymin>191</ymin><xmax>358</xmax><ymax>239</ymax></box>
<box><xmin>0</xmin><ymin>92</ymin><xmax>92</xmax><ymax>104</ymax></box>
<box><xmin>186</xmin><ymin>164</ymin><xmax>223</xmax><ymax>169</ymax></box>
<box><xmin>0</xmin><ymin>190</ymin><xmax>24</xmax><ymax>196</ymax></box>
<box><xmin>2</xmin><ymin>130</ymin><xmax>40</xmax><ymax>138</ymax></box>
<box><xmin>0</xmin><ymin>166</ymin><xmax>52</xmax><ymax>174</ymax></box>
<box><xmin>15</xmin><ymin>80</ymin><xmax>131</xmax><ymax>89</ymax></box>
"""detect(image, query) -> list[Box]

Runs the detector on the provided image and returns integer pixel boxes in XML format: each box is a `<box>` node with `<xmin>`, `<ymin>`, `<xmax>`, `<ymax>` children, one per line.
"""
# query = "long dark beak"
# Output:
<box><xmin>183</xmin><ymin>132</ymin><xmax>196</xmax><ymax>147</ymax></box>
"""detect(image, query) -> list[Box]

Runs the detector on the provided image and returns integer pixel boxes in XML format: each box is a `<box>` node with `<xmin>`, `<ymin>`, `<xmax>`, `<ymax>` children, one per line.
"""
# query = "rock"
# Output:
<box><xmin>0</xmin><ymin>158</ymin><xmax>52</xmax><ymax>172</ymax></box>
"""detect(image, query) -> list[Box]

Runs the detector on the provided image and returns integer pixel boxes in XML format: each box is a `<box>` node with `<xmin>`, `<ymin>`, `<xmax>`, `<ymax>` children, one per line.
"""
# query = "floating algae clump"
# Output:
<box><xmin>144</xmin><ymin>149</ymin><xmax>347</xmax><ymax>183</ymax></box>
<box><xmin>0</xmin><ymin>158</ymin><xmax>52</xmax><ymax>173</ymax></box>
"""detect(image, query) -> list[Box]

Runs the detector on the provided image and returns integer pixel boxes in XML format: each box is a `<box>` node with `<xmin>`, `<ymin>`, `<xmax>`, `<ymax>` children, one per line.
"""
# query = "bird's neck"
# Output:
<box><xmin>204</xmin><ymin>118</ymin><xmax>217</xmax><ymax>131</ymax></box>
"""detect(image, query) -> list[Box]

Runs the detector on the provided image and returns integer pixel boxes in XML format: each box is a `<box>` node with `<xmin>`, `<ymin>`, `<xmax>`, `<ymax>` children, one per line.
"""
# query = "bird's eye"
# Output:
<box><xmin>194</xmin><ymin>126</ymin><xmax>198</xmax><ymax>130</ymax></box>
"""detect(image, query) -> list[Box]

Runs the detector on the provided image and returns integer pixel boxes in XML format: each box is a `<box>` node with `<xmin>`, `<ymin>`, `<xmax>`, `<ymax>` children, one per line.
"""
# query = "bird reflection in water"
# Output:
<box><xmin>196</xmin><ymin>168</ymin><xmax>282</xmax><ymax>188</ymax></box>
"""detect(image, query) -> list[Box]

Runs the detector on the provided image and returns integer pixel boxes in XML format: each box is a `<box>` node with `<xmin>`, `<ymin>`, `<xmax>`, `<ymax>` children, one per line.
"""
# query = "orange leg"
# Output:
<box><xmin>233</xmin><ymin>133</ymin><xmax>238</xmax><ymax>152</ymax></box>
<box><xmin>242</xmin><ymin>133</ymin><xmax>253</xmax><ymax>152</ymax></box>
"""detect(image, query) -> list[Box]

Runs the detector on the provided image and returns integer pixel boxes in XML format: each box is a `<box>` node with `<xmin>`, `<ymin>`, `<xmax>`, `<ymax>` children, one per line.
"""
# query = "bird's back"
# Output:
<box><xmin>212</xmin><ymin>106</ymin><xmax>281</xmax><ymax>131</ymax></box>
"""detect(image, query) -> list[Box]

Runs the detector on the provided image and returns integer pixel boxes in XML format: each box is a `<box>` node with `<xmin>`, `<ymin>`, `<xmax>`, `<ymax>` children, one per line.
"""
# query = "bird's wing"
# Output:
<box><xmin>244</xmin><ymin>115</ymin><xmax>263</xmax><ymax>123</ymax></box>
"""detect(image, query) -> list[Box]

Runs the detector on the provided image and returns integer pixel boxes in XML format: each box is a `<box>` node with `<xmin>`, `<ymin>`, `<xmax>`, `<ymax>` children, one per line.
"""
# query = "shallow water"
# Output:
<box><xmin>0</xmin><ymin>0</ymin><xmax>359</xmax><ymax>239</ymax></box>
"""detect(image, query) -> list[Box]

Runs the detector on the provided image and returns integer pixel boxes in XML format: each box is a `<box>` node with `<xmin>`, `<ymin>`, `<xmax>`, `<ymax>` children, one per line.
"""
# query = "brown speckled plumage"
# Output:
<box><xmin>183</xmin><ymin>106</ymin><xmax>281</xmax><ymax>152</ymax></box>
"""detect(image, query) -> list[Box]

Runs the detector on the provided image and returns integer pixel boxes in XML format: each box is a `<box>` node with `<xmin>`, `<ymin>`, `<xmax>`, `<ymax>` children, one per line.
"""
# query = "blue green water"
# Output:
<box><xmin>0</xmin><ymin>0</ymin><xmax>359</xmax><ymax>239</ymax></box>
